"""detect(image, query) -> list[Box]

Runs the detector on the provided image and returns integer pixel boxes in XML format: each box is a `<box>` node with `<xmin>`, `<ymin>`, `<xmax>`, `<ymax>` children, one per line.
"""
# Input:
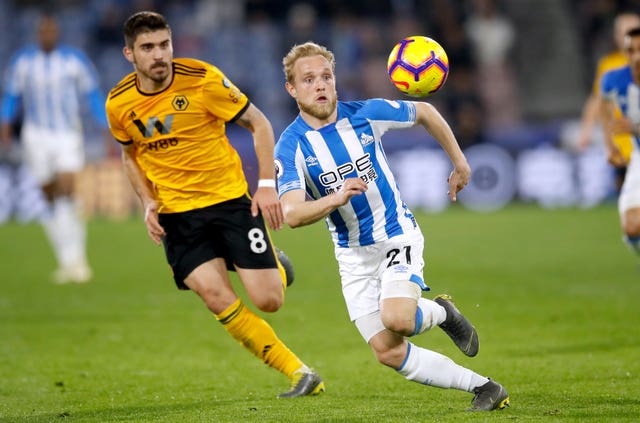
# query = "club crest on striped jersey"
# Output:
<box><xmin>359</xmin><ymin>132</ymin><xmax>374</xmax><ymax>147</ymax></box>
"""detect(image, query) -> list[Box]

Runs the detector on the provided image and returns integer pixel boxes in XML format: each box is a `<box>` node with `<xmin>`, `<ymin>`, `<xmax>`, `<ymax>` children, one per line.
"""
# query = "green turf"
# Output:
<box><xmin>1</xmin><ymin>204</ymin><xmax>639</xmax><ymax>422</ymax></box>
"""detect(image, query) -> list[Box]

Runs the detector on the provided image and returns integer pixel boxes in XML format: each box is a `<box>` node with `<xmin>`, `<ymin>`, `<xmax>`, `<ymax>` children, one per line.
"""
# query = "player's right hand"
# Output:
<box><xmin>143</xmin><ymin>201</ymin><xmax>166</xmax><ymax>245</ymax></box>
<box><xmin>334</xmin><ymin>177</ymin><xmax>367</xmax><ymax>206</ymax></box>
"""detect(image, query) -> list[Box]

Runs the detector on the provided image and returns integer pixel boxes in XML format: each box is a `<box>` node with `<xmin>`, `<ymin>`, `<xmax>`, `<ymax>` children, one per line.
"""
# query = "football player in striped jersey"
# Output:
<box><xmin>276</xmin><ymin>42</ymin><xmax>509</xmax><ymax>411</ymax></box>
<box><xmin>600</xmin><ymin>26</ymin><xmax>640</xmax><ymax>260</ymax></box>
<box><xmin>0</xmin><ymin>13</ymin><xmax>108</xmax><ymax>283</ymax></box>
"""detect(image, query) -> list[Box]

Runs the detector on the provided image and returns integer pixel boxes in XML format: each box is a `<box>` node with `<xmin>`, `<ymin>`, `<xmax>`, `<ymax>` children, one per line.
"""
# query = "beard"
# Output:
<box><xmin>137</xmin><ymin>61</ymin><xmax>171</xmax><ymax>84</ymax></box>
<box><xmin>297</xmin><ymin>94</ymin><xmax>337</xmax><ymax>120</ymax></box>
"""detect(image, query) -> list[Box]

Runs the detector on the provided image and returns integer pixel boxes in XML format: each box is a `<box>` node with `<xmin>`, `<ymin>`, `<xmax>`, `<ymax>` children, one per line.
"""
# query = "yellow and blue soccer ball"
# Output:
<box><xmin>387</xmin><ymin>36</ymin><xmax>449</xmax><ymax>97</ymax></box>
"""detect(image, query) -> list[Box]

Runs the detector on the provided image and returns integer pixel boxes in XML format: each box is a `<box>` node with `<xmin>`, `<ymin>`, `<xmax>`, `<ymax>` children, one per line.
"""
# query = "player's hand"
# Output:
<box><xmin>576</xmin><ymin>128</ymin><xmax>592</xmax><ymax>151</ymax></box>
<box><xmin>252</xmin><ymin>187</ymin><xmax>284</xmax><ymax>230</ymax></box>
<box><xmin>610</xmin><ymin>117</ymin><xmax>634</xmax><ymax>135</ymax></box>
<box><xmin>606</xmin><ymin>144</ymin><xmax>628</xmax><ymax>167</ymax></box>
<box><xmin>143</xmin><ymin>201</ymin><xmax>165</xmax><ymax>245</ymax></box>
<box><xmin>447</xmin><ymin>163</ymin><xmax>471</xmax><ymax>202</ymax></box>
<box><xmin>334</xmin><ymin>177</ymin><xmax>367</xmax><ymax>206</ymax></box>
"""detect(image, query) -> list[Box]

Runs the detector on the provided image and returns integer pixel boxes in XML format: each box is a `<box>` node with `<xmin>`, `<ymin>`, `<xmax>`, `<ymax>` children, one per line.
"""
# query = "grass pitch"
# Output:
<box><xmin>1</xmin><ymin>204</ymin><xmax>639</xmax><ymax>422</ymax></box>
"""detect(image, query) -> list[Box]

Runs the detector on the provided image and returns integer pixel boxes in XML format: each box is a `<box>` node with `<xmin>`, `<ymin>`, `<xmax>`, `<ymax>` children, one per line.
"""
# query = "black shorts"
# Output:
<box><xmin>159</xmin><ymin>194</ymin><xmax>278</xmax><ymax>289</ymax></box>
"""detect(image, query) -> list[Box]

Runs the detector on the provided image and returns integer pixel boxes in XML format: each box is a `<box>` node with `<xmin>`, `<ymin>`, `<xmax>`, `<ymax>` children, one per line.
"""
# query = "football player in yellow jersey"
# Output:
<box><xmin>105</xmin><ymin>11</ymin><xmax>323</xmax><ymax>398</ymax></box>
<box><xmin>578</xmin><ymin>12</ymin><xmax>640</xmax><ymax>188</ymax></box>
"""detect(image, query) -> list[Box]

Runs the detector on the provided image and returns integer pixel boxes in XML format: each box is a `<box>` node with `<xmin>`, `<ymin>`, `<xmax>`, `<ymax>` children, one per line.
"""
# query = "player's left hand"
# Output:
<box><xmin>605</xmin><ymin>144</ymin><xmax>628</xmax><ymax>167</ymax></box>
<box><xmin>252</xmin><ymin>187</ymin><xmax>284</xmax><ymax>230</ymax></box>
<box><xmin>447</xmin><ymin>163</ymin><xmax>471</xmax><ymax>202</ymax></box>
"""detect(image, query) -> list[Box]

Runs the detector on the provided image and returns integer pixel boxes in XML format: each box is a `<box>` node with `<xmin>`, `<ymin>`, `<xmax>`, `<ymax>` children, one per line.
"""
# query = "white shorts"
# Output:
<box><xmin>21</xmin><ymin>125</ymin><xmax>85</xmax><ymax>185</ymax></box>
<box><xmin>335</xmin><ymin>229</ymin><xmax>427</xmax><ymax>325</ymax></box>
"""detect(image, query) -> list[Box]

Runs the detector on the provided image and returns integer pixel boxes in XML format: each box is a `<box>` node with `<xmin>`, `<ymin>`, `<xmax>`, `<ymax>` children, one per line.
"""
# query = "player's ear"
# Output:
<box><xmin>123</xmin><ymin>46</ymin><xmax>134</xmax><ymax>63</ymax></box>
<box><xmin>285</xmin><ymin>81</ymin><xmax>296</xmax><ymax>98</ymax></box>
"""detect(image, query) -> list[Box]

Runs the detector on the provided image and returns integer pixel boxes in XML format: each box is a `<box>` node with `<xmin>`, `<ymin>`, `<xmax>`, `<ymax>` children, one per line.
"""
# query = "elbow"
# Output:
<box><xmin>284</xmin><ymin>214</ymin><xmax>303</xmax><ymax>228</ymax></box>
<box><xmin>283</xmin><ymin>207</ymin><xmax>304</xmax><ymax>228</ymax></box>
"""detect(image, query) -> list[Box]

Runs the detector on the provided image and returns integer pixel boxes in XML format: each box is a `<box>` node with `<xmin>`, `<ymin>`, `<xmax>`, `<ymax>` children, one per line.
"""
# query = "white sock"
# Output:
<box><xmin>413</xmin><ymin>298</ymin><xmax>446</xmax><ymax>335</ymax></box>
<box><xmin>397</xmin><ymin>342</ymin><xmax>489</xmax><ymax>391</ymax></box>
<box><xmin>41</xmin><ymin>205</ymin><xmax>64</xmax><ymax>266</ymax></box>
<box><xmin>54</xmin><ymin>197</ymin><xmax>88</xmax><ymax>268</ymax></box>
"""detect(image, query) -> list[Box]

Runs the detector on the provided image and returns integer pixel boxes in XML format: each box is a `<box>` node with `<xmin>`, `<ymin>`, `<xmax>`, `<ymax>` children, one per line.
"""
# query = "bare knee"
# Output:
<box><xmin>54</xmin><ymin>172</ymin><xmax>76</xmax><ymax>198</ymax></box>
<box><xmin>237</xmin><ymin>268</ymin><xmax>284</xmax><ymax>313</ymax></box>
<box><xmin>380</xmin><ymin>298</ymin><xmax>416</xmax><ymax>336</ymax></box>
<box><xmin>381</xmin><ymin>312</ymin><xmax>415</xmax><ymax>336</ymax></box>
<box><xmin>622</xmin><ymin>212</ymin><xmax>640</xmax><ymax>236</ymax></box>
<box><xmin>252</xmin><ymin>291</ymin><xmax>283</xmax><ymax>313</ymax></box>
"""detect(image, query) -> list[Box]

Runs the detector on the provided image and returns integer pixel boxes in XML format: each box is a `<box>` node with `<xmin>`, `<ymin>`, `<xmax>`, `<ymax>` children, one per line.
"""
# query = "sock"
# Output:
<box><xmin>412</xmin><ymin>298</ymin><xmax>447</xmax><ymax>336</ymax></box>
<box><xmin>41</xmin><ymin>204</ymin><xmax>64</xmax><ymax>266</ymax></box>
<box><xmin>54</xmin><ymin>197</ymin><xmax>88</xmax><ymax>268</ymax></box>
<box><xmin>623</xmin><ymin>234</ymin><xmax>640</xmax><ymax>255</ymax></box>
<box><xmin>397</xmin><ymin>342</ymin><xmax>488</xmax><ymax>391</ymax></box>
<box><xmin>216</xmin><ymin>298</ymin><xmax>305</xmax><ymax>378</ymax></box>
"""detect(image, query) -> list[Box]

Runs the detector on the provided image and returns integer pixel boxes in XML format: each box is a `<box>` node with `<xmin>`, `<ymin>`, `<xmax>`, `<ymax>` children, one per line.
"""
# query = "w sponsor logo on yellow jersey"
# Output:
<box><xmin>133</xmin><ymin>115</ymin><xmax>174</xmax><ymax>137</ymax></box>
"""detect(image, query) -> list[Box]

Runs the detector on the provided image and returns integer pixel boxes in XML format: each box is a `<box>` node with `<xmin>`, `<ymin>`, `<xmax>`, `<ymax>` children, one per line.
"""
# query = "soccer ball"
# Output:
<box><xmin>387</xmin><ymin>36</ymin><xmax>449</xmax><ymax>97</ymax></box>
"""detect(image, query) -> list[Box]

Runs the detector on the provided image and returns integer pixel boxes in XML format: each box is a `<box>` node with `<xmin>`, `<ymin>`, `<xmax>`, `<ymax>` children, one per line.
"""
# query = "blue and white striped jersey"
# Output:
<box><xmin>0</xmin><ymin>44</ymin><xmax>107</xmax><ymax>133</ymax></box>
<box><xmin>275</xmin><ymin>98</ymin><xmax>419</xmax><ymax>248</ymax></box>
<box><xmin>601</xmin><ymin>65</ymin><xmax>640</xmax><ymax>149</ymax></box>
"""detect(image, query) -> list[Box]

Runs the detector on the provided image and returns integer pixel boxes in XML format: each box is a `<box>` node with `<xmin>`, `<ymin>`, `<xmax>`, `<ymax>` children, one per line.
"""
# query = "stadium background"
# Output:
<box><xmin>0</xmin><ymin>0</ymin><xmax>630</xmax><ymax>221</ymax></box>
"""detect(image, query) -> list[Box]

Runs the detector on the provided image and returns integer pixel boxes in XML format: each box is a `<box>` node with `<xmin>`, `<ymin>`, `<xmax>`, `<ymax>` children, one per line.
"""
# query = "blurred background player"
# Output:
<box><xmin>105</xmin><ymin>11</ymin><xmax>322</xmax><ymax>398</ymax></box>
<box><xmin>276</xmin><ymin>42</ymin><xmax>509</xmax><ymax>411</ymax></box>
<box><xmin>0</xmin><ymin>13</ymin><xmax>108</xmax><ymax>283</ymax></box>
<box><xmin>578</xmin><ymin>11</ymin><xmax>640</xmax><ymax>190</ymax></box>
<box><xmin>601</xmin><ymin>26</ymin><xmax>640</xmax><ymax>261</ymax></box>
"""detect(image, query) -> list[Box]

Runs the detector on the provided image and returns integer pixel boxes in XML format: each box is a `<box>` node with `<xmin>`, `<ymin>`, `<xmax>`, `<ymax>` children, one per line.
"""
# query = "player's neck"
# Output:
<box><xmin>300</xmin><ymin>109</ymin><xmax>338</xmax><ymax>130</ymax></box>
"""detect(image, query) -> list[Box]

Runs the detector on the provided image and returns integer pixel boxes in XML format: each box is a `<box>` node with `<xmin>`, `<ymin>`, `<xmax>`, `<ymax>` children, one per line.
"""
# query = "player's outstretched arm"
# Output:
<box><xmin>413</xmin><ymin>101</ymin><xmax>471</xmax><ymax>201</ymax></box>
<box><xmin>577</xmin><ymin>93</ymin><xmax>600</xmax><ymax>150</ymax></box>
<box><xmin>599</xmin><ymin>97</ymin><xmax>628</xmax><ymax>167</ymax></box>
<box><xmin>281</xmin><ymin>178</ymin><xmax>367</xmax><ymax>228</ymax></box>
<box><xmin>120</xmin><ymin>143</ymin><xmax>166</xmax><ymax>244</ymax></box>
<box><xmin>235</xmin><ymin>103</ymin><xmax>283</xmax><ymax>230</ymax></box>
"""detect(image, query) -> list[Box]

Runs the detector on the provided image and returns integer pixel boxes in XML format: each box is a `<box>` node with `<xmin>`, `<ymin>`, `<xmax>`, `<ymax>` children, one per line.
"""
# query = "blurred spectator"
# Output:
<box><xmin>464</xmin><ymin>0</ymin><xmax>521</xmax><ymax>130</ymax></box>
<box><xmin>328</xmin><ymin>11</ymin><xmax>363</xmax><ymax>100</ymax></box>
<box><xmin>92</xmin><ymin>3</ymin><xmax>126</xmax><ymax>48</ymax></box>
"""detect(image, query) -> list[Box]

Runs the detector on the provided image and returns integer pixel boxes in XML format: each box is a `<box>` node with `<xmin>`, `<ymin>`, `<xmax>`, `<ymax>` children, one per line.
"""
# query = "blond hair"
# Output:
<box><xmin>282</xmin><ymin>42</ymin><xmax>335</xmax><ymax>83</ymax></box>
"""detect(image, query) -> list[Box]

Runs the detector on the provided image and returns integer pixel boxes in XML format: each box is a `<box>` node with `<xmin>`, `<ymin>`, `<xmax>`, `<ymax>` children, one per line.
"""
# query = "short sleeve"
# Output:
<box><xmin>600</xmin><ymin>71</ymin><xmax>616</xmax><ymax>102</ymax></box>
<box><xmin>275</xmin><ymin>136</ymin><xmax>305</xmax><ymax>197</ymax></box>
<box><xmin>202</xmin><ymin>66</ymin><xmax>249</xmax><ymax>122</ymax></box>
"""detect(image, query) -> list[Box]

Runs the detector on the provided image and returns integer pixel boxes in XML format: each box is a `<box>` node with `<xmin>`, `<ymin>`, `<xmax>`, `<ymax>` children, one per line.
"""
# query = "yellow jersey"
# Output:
<box><xmin>594</xmin><ymin>51</ymin><xmax>633</xmax><ymax>160</ymax></box>
<box><xmin>106</xmin><ymin>58</ymin><xmax>250</xmax><ymax>213</ymax></box>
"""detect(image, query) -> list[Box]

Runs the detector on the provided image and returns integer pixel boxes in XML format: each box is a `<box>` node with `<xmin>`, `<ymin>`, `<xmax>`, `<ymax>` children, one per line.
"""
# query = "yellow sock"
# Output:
<box><xmin>216</xmin><ymin>298</ymin><xmax>304</xmax><ymax>378</ymax></box>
